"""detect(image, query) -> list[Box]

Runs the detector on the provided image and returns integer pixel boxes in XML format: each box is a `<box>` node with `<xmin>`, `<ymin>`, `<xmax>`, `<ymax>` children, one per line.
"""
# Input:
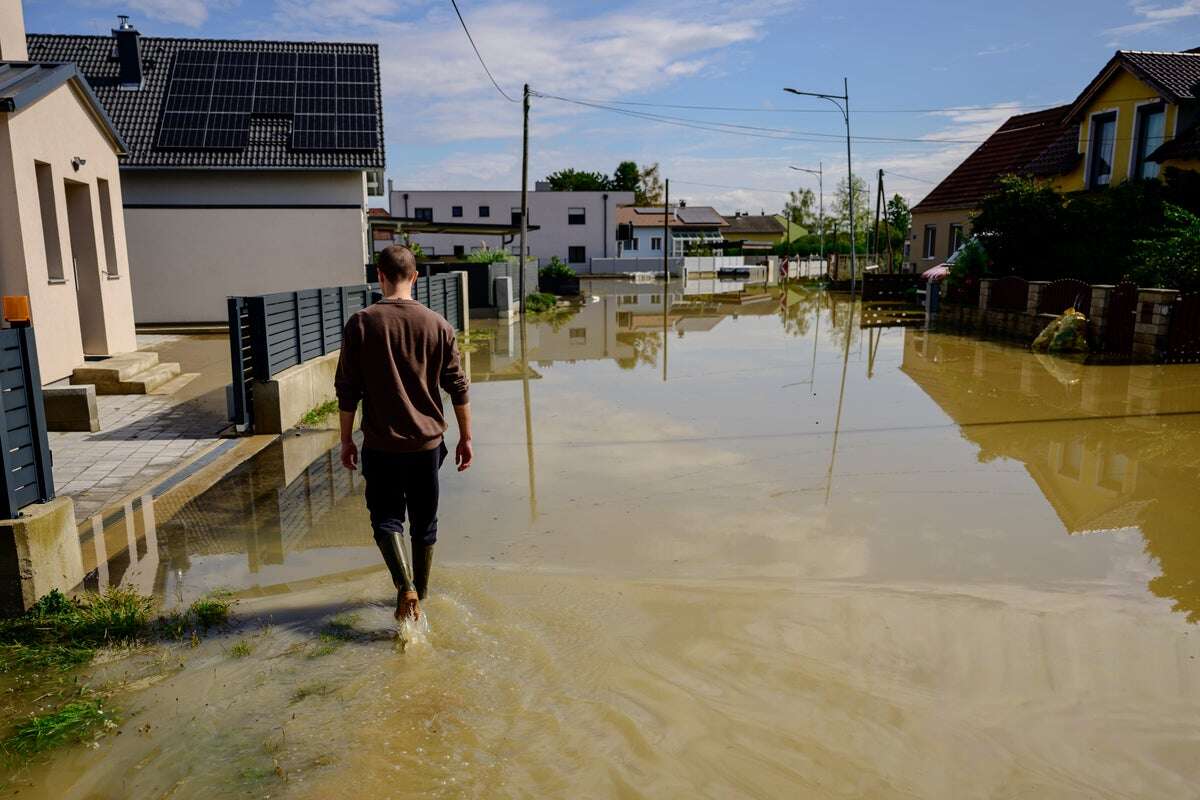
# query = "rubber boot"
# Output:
<box><xmin>374</xmin><ymin>529</ymin><xmax>415</xmax><ymax>594</ymax></box>
<box><xmin>412</xmin><ymin>543</ymin><xmax>435</xmax><ymax>600</ymax></box>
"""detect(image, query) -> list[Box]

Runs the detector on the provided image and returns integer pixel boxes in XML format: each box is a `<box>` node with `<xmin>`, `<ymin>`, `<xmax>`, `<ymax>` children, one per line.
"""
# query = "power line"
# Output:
<box><xmin>449</xmin><ymin>0</ymin><xmax>519</xmax><ymax>103</ymax></box>
<box><xmin>671</xmin><ymin>179</ymin><xmax>795</xmax><ymax>194</ymax></box>
<box><xmin>533</xmin><ymin>92</ymin><xmax>990</xmax><ymax>145</ymax></box>
<box><xmin>882</xmin><ymin>170</ymin><xmax>938</xmax><ymax>184</ymax></box>
<box><xmin>541</xmin><ymin>96</ymin><xmax>1070</xmax><ymax>115</ymax></box>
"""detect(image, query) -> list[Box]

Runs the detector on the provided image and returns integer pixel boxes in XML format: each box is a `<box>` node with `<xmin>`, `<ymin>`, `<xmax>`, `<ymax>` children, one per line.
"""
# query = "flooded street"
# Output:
<box><xmin>7</xmin><ymin>280</ymin><xmax>1200</xmax><ymax>798</ymax></box>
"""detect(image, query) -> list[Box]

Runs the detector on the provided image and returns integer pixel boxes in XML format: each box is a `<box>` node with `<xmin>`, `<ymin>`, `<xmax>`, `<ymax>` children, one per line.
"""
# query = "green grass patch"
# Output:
<box><xmin>0</xmin><ymin>642</ymin><xmax>95</xmax><ymax>673</ymax></box>
<box><xmin>0</xmin><ymin>588</ymin><xmax>154</xmax><ymax>658</ymax></box>
<box><xmin>1</xmin><ymin>696</ymin><xmax>115</xmax><ymax>758</ymax></box>
<box><xmin>524</xmin><ymin>292</ymin><xmax>557</xmax><ymax>313</ymax></box>
<box><xmin>229</xmin><ymin>641</ymin><xmax>252</xmax><ymax>659</ymax></box>
<box><xmin>299</xmin><ymin>399</ymin><xmax>340</xmax><ymax>427</ymax></box>
<box><xmin>187</xmin><ymin>596</ymin><xmax>232</xmax><ymax>630</ymax></box>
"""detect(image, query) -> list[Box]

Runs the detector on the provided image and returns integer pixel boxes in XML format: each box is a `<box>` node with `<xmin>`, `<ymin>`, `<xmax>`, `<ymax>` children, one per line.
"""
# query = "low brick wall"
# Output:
<box><xmin>931</xmin><ymin>279</ymin><xmax>1186</xmax><ymax>361</ymax></box>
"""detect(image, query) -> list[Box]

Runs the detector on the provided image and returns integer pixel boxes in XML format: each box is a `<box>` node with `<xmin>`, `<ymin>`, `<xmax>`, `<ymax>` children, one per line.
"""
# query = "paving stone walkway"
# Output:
<box><xmin>48</xmin><ymin>335</ymin><xmax>231</xmax><ymax>521</ymax></box>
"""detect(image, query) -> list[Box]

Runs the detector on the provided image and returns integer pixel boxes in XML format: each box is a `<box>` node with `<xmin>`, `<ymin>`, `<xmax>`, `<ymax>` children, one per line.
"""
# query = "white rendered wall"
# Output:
<box><xmin>390</xmin><ymin>189</ymin><xmax>633</xmax><ymax>266</ymax></box>
<box><xmin>120</xmin><ymin>170</ymin><xmax>368</xmax><ymax>323</ymax></box>
<box><xmin>0</xmin><ymin>82</ymin><xmax>137</xmax><ymax>382</ymax></box>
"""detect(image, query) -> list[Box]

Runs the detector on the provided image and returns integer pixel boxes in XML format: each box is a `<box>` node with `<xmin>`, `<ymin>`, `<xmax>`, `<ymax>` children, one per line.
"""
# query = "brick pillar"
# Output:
<box><xmin>1026</xmin><ymin>281</ymin><xmax>1049</xmax><ymax>315</ymax></box>
<box><xmin>978</xmin><ymin>278</ymin><xmax>993</xmax><ymax>311</ymax></box>
<box><xmin>1089</xmin><ymin>284</ymin><xmax>1113</xmax><ymax>346</ymax></box>
<box><xmin>1132</xmin><ymin>288</ymin><xmax>1179</xmax><ymax>360</ymax></box>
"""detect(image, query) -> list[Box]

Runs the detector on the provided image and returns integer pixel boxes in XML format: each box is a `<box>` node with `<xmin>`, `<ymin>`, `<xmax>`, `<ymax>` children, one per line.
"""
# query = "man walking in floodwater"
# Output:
<box><xmin>335</xmin><ymin>245</ymin><xmax>472</xmax><ymax>622</ymax></box>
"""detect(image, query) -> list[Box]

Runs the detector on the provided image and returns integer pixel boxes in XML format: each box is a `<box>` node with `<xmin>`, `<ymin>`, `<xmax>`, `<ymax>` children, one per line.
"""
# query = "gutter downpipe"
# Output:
<box><xmin>603</xmin><ymin>193</ymin><xmax>608</xmax><ymax>259</ymax></box>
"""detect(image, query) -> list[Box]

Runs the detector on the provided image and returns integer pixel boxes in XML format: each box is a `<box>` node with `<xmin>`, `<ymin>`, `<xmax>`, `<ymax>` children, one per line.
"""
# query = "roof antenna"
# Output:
<box><xmin>118</xmin><ymin>15</ymin><xmax>133</xmax><ymax>30</ymax></box>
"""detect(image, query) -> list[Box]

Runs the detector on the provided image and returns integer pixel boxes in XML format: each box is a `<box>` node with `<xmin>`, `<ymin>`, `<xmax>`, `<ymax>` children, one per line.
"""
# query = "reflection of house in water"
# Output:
<box><xmin>470</xmin><ymin>280</ymin><xmax>780</xmax><ymax>377</ymax></box>
<box><xmin>900</xmin><ymin>329</ymin><xmax>1200</xmax><ymax>621</ymax></box>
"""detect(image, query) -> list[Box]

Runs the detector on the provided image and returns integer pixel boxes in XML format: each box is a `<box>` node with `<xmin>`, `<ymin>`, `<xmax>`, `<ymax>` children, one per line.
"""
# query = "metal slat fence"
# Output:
<box><xmin>0</xmin><ymin>327</ymin><xmax>54</xmax><ymax>518</ymax></box>
<box><xmin>228</xmin><ymin>274</ymin><xmax>464</xmax><ymax>430</ymax></box>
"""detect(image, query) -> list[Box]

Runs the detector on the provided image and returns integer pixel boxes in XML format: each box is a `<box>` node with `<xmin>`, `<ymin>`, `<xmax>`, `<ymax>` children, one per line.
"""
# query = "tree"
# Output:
<box><xmin>1131</xmin><ymin>204</ymin><xmax>1200</xmax><ymax>293</ymax></box>
<box><xmin>783</xmin><ymin>187</ymin><xmax>816</xmax><ymax>228</ymax></box>
<box><xmin>611</xmin><ymin>161</ymin><xmax>641</xmax><ymax>193</ymax></box>
<box><xmin>638</xmin><ymin>162</ymin><xmax>663</xmax><ymax>206</ymax></box>
<box><xmin>885</xmin><ymin>194</ymin><xmax>910</xmax><ymax>236</ymax></box>
<box><xmin>832</xmin><ymin>175</ymin><xmax>869</xmax><ymax>244</ymax></box>
<box><xmin>544</xmin><ymin>168</ymin><xmax>609</xmax><ymax>191</ymax></box>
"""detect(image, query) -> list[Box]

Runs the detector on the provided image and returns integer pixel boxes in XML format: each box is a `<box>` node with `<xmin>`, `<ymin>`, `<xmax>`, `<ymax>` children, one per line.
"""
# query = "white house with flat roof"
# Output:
<box><xmin>389</xmin><ymin>184</ymin><xmax>633</xmax><ymax>268</ymax></box>
<box><xmin>27</xmin><ymin>17</ymin><xmax>385</xmax><ymax>324</ymax></box>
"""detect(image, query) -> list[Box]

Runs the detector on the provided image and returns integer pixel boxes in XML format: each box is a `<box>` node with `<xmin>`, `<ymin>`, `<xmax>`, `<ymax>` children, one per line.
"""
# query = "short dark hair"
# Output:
<box><xmin>377</xmin><ymin>245</ymin><xmax>418</xmax><ymax>283</ymax></box>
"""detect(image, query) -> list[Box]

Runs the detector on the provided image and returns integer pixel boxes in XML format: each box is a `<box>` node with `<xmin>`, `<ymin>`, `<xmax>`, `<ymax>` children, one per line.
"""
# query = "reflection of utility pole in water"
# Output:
<box><xmin>867</xmin><ymin>327</ymin><xmax>882</xmax><ymax>379</ymax></box>
<box><xmin>519</xmin><ymin>316</ymin><xmax>538</xmax><ymax>522</ymax></box>
<box><xmin>662</xmin><ymin>178</ymin><xmax>670</xmax><ymax>383</ymax></box>
<box><xmin>825</xmin><ymin>281</ymin><xmax>857</xmax><ymax>504</ymax></box>
<box><xmin>809</xmin><ymin>283</ymin><xmax>822</xmax><ymax>389</ymax></box>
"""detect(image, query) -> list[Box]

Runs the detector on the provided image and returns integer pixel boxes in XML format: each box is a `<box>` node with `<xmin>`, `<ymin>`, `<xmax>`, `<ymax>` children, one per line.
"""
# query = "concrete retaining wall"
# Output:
<box><xmin>0</xmin><ymin>497</ymin><xmax>82</xmax><ymax>615</ymax></box>
<box><xmin>251</xmin><ymin>351</ymin><xmax>340</xmax><ymax>435</ymax></box>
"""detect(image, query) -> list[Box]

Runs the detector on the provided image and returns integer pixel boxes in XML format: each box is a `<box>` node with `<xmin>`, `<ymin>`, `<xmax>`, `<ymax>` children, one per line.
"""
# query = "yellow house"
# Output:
<box><xmin>720</xmin><ymin>213</ymin><xmax>786</xmax><ymax>252</ymax></box>
<box><xmin>1054</xmin><ymin>48</ymin><xmax>1200</xmax><ymax>191</ymax></box>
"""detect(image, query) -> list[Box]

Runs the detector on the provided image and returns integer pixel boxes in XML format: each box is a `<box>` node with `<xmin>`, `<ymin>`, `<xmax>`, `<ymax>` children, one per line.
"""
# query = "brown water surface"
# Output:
<box><xmin>5</xmin><ymin>281</ymin><xmax>1200</xmax><ymax>798</ymax></box>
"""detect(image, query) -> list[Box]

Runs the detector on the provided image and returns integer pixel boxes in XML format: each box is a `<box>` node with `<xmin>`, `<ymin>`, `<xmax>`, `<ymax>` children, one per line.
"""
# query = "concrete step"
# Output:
<box><xmin>94</xmin><ymin>362</ymin><xmax>182</xmax><ymax>395</ymax></box>
<box><xmin>71</xmin><ymin>351</ymin><xmax>160</xmax><ymax>386</ymax></box>
<box><xmin>148</xmin><ymin>372</ymin><xmax>199</xmax><ymax>396</ymax></box>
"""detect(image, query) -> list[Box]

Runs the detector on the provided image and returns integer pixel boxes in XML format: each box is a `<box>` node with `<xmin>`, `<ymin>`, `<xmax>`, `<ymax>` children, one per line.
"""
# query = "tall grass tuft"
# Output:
<box><xmin>2</xmin><ymin>696</ymin><xmax>114</xmax><ymax>757</ymax></box>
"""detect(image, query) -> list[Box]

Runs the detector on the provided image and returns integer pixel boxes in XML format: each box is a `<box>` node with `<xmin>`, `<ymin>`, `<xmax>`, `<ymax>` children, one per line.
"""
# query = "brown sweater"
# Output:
<box><xmin>334</xmin><ymin>299</ymin><xmax>469</xmax><ymax>453</ymax></box>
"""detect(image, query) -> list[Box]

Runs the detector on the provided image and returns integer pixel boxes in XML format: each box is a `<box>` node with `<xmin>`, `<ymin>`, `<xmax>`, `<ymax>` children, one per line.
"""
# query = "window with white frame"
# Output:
<box><xmin>922</xmin><ymin>225</ymin><xmax>937</xmax><ymax>259</ymax></box>
<box><xmin>1133</xmin><ymin>103</ymin><xmax>1166</xmax><ymax>180</ymax></box>
<box><xmin>1088</xmin><ymin>111</ymin><xmax>1118</xmax><ymax>187</ymax></box>
<box><xmin>948</xmin><ymin>224</ymin><xmax>965</xmax><ymax>256</ymax></box>
<box><xmin>413</xmin><ymin>207</ymin><xmax>433</xmax><ymax>221</ymax></box>
<box><xmin>651</xmin><ymin>236</ymin><xmax>662</xmax><ymax>251</ymax></box>
<box><xmin>451</xmin><ymin>205</ymin><xmax>463</xmax><ymax>218</ymax></box>
<box><xmin>625</xmin><ymin>238</ymin><xmax>638</xmax><ymax>251</ymax></box>
<box><xmin>568</xmin><ymin>207</ymin><xmax>586</xmax><ymax>225</ymax></box>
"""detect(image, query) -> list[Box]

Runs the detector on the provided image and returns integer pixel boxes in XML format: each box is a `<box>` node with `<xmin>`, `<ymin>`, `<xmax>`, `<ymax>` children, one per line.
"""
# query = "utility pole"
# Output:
<box><xmin>663</xmin><ymin>179</ymin><xmax>670</xmax><ymax>282</ymax></box>
<box><xmin>871</xmin><ymin>168</ymin><xmax>884</xmax><ymax>270</ymax></box>
<box><xmin>519</xmin><ymin>83</ymin><xmax>530</xmax><ymax>308</ymax></box>
<box><xmin>844</xmin><ymin>78</ymin><xmax>856</xmax><ymax>287</ymax></box>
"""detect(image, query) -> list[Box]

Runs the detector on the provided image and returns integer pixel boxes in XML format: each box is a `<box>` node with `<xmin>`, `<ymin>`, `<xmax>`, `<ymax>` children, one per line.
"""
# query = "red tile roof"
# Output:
<box><xmin>912</xmin><ymin>105</ymin><xmax>1073</xmax><ymax>213</ymax></box>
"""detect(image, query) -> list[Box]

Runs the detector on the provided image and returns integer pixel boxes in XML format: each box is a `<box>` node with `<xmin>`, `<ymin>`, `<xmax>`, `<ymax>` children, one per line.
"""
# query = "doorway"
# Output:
<box><xmin>64</xmin><ymin>180</ymin><xmax>107</xmax><ymax>355</ymax></box>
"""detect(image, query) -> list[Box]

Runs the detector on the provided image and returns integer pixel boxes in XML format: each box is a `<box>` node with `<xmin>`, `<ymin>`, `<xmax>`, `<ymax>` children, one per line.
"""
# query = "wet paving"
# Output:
<box><xmin>6</xmin><ymin>279</ymin><xmax>1200</xmax><ymax>798</ymax></box>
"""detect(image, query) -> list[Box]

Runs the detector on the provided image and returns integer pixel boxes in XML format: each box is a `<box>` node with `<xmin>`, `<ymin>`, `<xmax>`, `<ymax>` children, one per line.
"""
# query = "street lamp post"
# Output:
<box><xmin>784</xmin><ymin>79</ymin><xmax>854</xmax><ymax>284</ymax></box>
<box><xmin>790</xmin><ymin>163</ymin><xmax>823</xmax><ymax>277</ymax></box>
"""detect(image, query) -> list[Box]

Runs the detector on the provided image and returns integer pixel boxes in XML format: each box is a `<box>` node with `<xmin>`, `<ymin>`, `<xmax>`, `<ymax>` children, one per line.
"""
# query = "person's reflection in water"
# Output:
<box><xmin>334</xmin><ymin>245</ymin><xmax>474</xmax><ymax>622</ymax></box>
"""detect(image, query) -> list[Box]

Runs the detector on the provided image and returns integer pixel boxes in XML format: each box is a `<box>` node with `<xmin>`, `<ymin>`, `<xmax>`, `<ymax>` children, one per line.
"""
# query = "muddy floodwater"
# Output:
<box><xmin>6</xmin><ymin>280</ymin><xmax>1200</xmax><ymax>798</ymax></box>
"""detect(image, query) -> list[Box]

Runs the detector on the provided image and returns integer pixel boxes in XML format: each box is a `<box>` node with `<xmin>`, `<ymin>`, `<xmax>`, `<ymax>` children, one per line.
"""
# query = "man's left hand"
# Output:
<box><xmin>456</xmin><ymin>438</ymin><xmax>473</xmax><ymax>472</ymax></box>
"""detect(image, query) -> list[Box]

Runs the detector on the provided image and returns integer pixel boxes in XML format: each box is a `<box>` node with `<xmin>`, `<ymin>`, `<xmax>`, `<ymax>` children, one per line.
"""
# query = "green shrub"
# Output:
<box><xmin>1130</xmin><ymin>204</ymin><xmax>1200</xmax><ymax>293</ymax></box>
<box><xmin>539</xmin><ymin>256</ymin><xmax>575</xmax><ymax>280</ymax></box>
<box><xmin>524</xmin><ymin>292</ymin><xmax>557</xmax><ymax>313</ymax></box>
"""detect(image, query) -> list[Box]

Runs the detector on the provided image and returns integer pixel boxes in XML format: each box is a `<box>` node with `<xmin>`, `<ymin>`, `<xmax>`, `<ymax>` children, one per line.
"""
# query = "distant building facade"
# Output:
<box><xmin>28</xmin><ymin>20</ymin><xmax>385</xmax><ymax>323</ymax></box>
<box><xmin>389</xmin><ymin>185</ymin><xmax>633</xmax><ymax>268</ymax></box>
<box><xmin>616</xmin><ymin>205</ymin><xmax>727</xmax><ymax>257</ymax></box>
<box><xmin>720</xmin><ymin>213</ymin><xmax>786</xmax><ymax>251</ymax></box>
<box><xmin>1</xmin><ymin>3</ymin><xmax>137</xmax><ymax>383</ymax></box>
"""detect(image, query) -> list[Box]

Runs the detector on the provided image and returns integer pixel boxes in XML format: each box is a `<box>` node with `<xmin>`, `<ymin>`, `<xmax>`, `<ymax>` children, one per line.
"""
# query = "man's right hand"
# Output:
<box><xmin>340</xmin><ymin>440</ymin><xmax>359</xmax><ymax>471</ymax></box>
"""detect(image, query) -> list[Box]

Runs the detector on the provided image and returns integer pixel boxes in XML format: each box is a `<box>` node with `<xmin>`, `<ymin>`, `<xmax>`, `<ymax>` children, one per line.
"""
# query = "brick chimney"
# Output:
<box><xmin>113</xmin><ymin>15</ymin><xmax>142</xmax><ymax>89</ymax></box>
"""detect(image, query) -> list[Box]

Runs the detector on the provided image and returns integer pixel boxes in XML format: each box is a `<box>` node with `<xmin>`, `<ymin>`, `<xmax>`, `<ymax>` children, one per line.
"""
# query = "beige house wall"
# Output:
<box><xmin>0</xmin><ymin>0</ymin><xmax>28</xmax><ymax>61</ymax></box>
<box><xmin>124</xmin><ymin>207</ymin><xmax>368</xmax><ymax>323</ymax></box>
<box><xmin>0</xmin><ymin>82</ymin><xmax>137</xmax><ymax>383</ymax></box>
<box><xmin>908</xmin><ymin>207</ymin><xmax>973</xmax><ymax>272</ymax></box>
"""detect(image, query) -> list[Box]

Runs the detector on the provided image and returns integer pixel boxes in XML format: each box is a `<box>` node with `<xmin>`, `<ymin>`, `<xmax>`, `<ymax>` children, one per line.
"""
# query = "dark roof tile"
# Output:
<box><xmin>913</xmin><ymin>105</ymin><xmax>1072</xmax><ymax>213</ymax></box>
<box><xmin>722</xmin><ymin>214</ymin><xmax>785</xmax><ymax>235</ymax></box>
<box><xmin>25</xmin><ymin>33</ymin><xmax>384</xmax><ymax>170</ymax></box>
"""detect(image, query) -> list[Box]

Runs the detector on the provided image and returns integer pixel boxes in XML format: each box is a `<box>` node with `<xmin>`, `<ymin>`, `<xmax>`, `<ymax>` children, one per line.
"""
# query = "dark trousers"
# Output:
<box><xmin>362</xmin><ymin>442</ymin><xmax>448</xmax><ymax>546</ymax></box>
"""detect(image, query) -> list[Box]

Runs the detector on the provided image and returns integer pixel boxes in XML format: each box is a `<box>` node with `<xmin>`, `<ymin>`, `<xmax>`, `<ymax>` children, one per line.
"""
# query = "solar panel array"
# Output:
<box><xmin>157</xmin><ymin>49</ymin><xmax>378</xmax><ymax>151</ymax></box>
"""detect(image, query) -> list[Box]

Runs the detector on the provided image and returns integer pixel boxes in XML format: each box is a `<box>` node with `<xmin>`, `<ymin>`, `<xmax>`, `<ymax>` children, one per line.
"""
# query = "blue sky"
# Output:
<box><xmin>22</xmin><ymin>0</ymin><xmax>1200</xmax><ymax>212</ymax></box>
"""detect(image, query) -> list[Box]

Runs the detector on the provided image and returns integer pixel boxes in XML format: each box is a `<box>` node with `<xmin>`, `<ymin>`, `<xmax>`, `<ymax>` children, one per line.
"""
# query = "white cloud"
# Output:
<box><xmin>977</xmin><ymin>42</ymin><xmax>1031</xmax><ymax>57</ymax></box>
<box><xmin>122</xmin><ymin>0</ymin><xmax>236</xmax><ymax>27</ymax></box>
<box><xmin>1105</xmin><ymin>0</ymin><xmax>1200</xmax><ymax>40</ymax></box>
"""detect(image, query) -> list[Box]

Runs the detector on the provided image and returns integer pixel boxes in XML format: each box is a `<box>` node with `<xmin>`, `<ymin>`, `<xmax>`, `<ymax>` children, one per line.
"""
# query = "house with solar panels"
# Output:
<box><xmin>26</xmin><ymin>17</ymin><xmax>385</xmax><ymax>324</ymax></box>
<box><xmin>0</xmin><ymin>4</ymin><xmax>138</xmax><ymax>384</ymax></box>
